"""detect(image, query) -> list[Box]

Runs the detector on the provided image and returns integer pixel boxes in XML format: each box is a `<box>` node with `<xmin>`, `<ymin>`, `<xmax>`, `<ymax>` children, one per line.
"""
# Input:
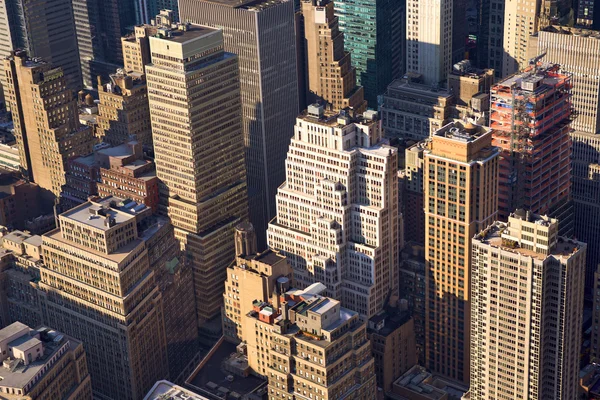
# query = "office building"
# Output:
<box><xmin>380</xmin><ymin>78</ymin><xmax>454</xmax><ymax>141</ymax></box>
<box><xmin>223</xmin><ymin>222</ymin><xmax>292</xmax><ymax>344</ymax></box>
<box><xmin>3</xmin><ymin>53</ymin><xmax>93</xmax><ymax>201</ymax></box>
<box><xmin>577</xmin><ymin>0</ymin><xmax>598</xmax><ymax>26</ymax></box>
<box><xmin>424</xmin><ymin>121</ymin><xmax>499</xmax><ymax>383</ymax></box>
<box><xmin>267</xmin><ymin>105</ymin><xmax>399</xmax><ymax>319</ymax></box>
<box><xmin>477</xmin><ymin>0</ymin><xmax>505</xmax><ymax>78</ymax></box>
<box><xmin>144</xmin><ymin>381</ymin><xmax>208</xmax><ymax>400</ymax></box>
<box><xmin>391</xmin><ymin>365</ymin><xmax>468</xmax><ymax>399</ymax></box>
<box><xmin>503</xmin><ymin>0</ymin><xmax>540</xmax><ymax>76</ymax></box>
<box><xmin>404</xmin><ymin>143</ymin><xmax>426</xmax><ymax>244</ymax></box>
<box><xmin>367</xmin><ymin>306</ymin><xmax>417</xmax><ymax>393</ymax></box>
<box><xmin>0</xmin><ymin>322</ymin><xmax>92</xmax><ymax>399</ymax></box>
<box><xmin>145</xmin><ymin>21</ymin><xmax>248</xmax><ymax>324</ymax></box>
<box><xmin>530</xmin><ymin>27</ymin><xmax>600</xmax><ymax>286</ymax></box>
<box><xmin>399</xmin><ymin>242</ymin><xmax>426</xmax><ymax>364</ymax></box>
<box><xmin>0</xmin><ymin>230</ymin><xmax>44</xmax><ymax>328</ymax></box>
<box><xmin>490</xmin><ymin>63</ymin><xmax>572</xmax><ymax>221</ymax></box>
<box><xmin>448</xmin><ymin>61</ymin><xmax>494</xmax><ymax>108</ymax></box>
<box><xmin>469</xmin><ymin>211</ymin><xmax>586</xmax><ymax>399</ymax></box>
<box><xmin>302</xmin><ymin>0</ymin><xmax>367</xmax><ymax>113</ymax></box>
<box><xmin>39</xmin><ymin>197</ymin><xmax>170</xmax><ymax>399</ymax></box>
<box><xmin>72</xmin><ymin>0</ymin><xmax>137</xmax><ymax>88</ymax></box>
<box><xmin>178</xmin><ymin>0</ymin><xmax>299</xmax><ymax>245</ymax></box>
<box><xmin>245</xmin><ymin>283</ymin><xmax>377</xmax><ymax>399</ymax></box>
<box><xmin>406</xmin><ymin>0</ymin><xmax>452</xmax><ymax>85</ymax></box>
<box><xmin>0</xmin><ymin>173</ymin><xmax>46</xmax><ymax>231</ymax></box>
<box><xmin>334</xmin><ymin>0</ymin><xmax>405</xmax><ymax>105</ymax></box>
<box><xmin>0</xmin><ymin>0</ymin><xmax>82</xmax><ymax>93</ymax></box>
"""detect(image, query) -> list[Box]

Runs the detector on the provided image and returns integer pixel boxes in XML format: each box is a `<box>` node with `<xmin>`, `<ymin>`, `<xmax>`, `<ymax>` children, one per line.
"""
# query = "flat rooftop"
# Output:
<box><xmin>61</xmin><ymin>202</ymin><xmax>136</xmax><ymax>231</ymax></box>
<box><xmin>152</xmin><ymin>25</ymin><xmax>218</xmax><ymax>44</ymax></box>
<box><xmin>434</xmin><ymin>121</ymin><xmax>490</xmax><ymax>143</ymax></box>
<box><xmin>187</xmin><ymin>340</ymin><xmax>266</xmax><ymax>398</ymax></box>
<box><xmin>196</xmin><ymin>0</ymin><xmax>288</xmax><ymax>9</ymax></box>
<box><xmin>386</xmin><ymin>78</ymin><xmax>452</xmax><ymax>98</ymax></box>
<box><xmin>144</xmin><ymin>380</ymin><xmax>210</xmax><ymax>400</ymax></box>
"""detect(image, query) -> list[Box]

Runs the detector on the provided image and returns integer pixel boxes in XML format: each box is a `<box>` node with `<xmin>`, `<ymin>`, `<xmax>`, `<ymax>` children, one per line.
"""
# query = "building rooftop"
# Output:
<box><xmin>61</xmin><ymin>202</ymin><xmax>136</xmax><ymax>231</ymax></box>
<box><xmin>186</xmin><ymin>340</ymin><xmax>267</xmax><ymax>399</ymax></box>
<box><xmin>386</xmin><ymin>78</ymin><xmax>453</xmax><ymax>98</ymax></box>
<box><xmin>0</xmin><ymin>324</ymin><xmax>81</xmax><ymax>392</ymax></box>
<box><xmin>301</xmin><ymin>104</ymin><xmax>379</xmax><ymax>127</ymax></box>
<box><xmin>144</xmin><ymin>380</ymin><xmax>210</xmax><ymax>400</ymax></box>
<box><xmin>434</xmin><ymin>121</ymin><xmax>490</xmax><ymax>143</ymax></box>
<box><xmin>151</xmin><ymin>24</ymin><xmax>218</xmax><ymax>44</ymax></box>
<box><xmin>197</xmin><ymin>0</ymin><xmax>288</xmax><ymax>10</ymax></box>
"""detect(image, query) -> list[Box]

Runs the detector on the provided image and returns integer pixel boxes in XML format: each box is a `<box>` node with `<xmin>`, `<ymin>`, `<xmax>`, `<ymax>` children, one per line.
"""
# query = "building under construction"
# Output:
<box><xmin>490</xmin><ymin>62</ymin><xmax>572</xmax><ymax>223</ymax></box>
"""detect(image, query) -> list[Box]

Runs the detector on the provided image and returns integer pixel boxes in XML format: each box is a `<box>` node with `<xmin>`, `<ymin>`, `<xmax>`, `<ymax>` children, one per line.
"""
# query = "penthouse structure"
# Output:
<box><xmin>302</xmin><ymin>0</ymin><xmax>367</xmax><ymax>113</ymax></box>
<box><xmin>490</xmin><ymin>63</ymin><xmax>572</xmax><ymax>221</ymax></box>
<box><xmin>179</xmin><ymin>0</ymin><xmax>299</xmax><ymax>244</ymax></box>
<box><xmin>267</xmin><ymin>105</ymin><xmax>399</xmax><ymax>319</ymax></box>
<box><xmin>145</xmin><ymin>21</ymin><xmax>248</xmax><ymax>324</ymax></box>
<box><xmin>469</xmin><ymin>211</ymin><xmax>586</xmax><ymax>399</ymax></box>
<box><xmin>3</xmin><ymin>53</ymin><xmax>93</xmax><ymax>201</ymax></box>
<box><xmin>245</xmin><ymin>283</ymin><xmax>377</xmax><ymax>399</ymax></box>
<box><xmin>424</xmin><ymin>121</ymin><xmax>499</xmax><ymax>383</ymax></box>
<box><xmin>0</xmin><ymin>322</ymin><xmax>92</xmax><ymax>399</ymax></box>
<box><xmin>39</xmin><ymin>197</ymin><xmax>171</xmax><ymax>399</ymax></box>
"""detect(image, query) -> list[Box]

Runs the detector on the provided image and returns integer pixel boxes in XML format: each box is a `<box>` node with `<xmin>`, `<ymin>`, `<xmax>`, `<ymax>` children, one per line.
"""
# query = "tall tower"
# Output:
<box><xmin>39</xmin><ymin>197</ymin><xmax>170</xmax><ymax>400</ymax></box>
<box><xmin>424</xmin><ymin>121</ymin><xmax>499</xmax><ymax>383</ymax></box>
<box><xmin>302</xmin><ymin>0</ymin><xmax>367</xmax><ymax>113</ymax></box>
<box><xmin>406</xmin><ymin>0</ymin><xmax>452</xmax><ymax>85</ymax></box>
<box><xmin>469</xmin><ymin>212</ymin><xmax>586</xmax><ymax>399</ymax></box>
<box><xmin>477</xmin><ymin>0</ymin><xmax>505</xmax><ymax>78</ymax></box>
<box><xmin>3</xmin><ymin>52</ymin><xmax>93</xmax><ymax>200</ymax></box>
<box><xmin>502</xmin><ymin>0</ymin><xmax>541</xmax><ymax>76</ymax></box>
<box><xmin>178</xmin><ymin>0</ymin><xmax>299</xmax><ymax>247</ymax></box>
<box><xmin>0</xmin><ymin>0</ymin><xmax>82</xmax><ymax>93</ymax></box>
<box><xmin>333</xmin><ymin>0</ymin><xmax>404</xmax><ymax>106</ymax></box>
<box><xmin>145</xmin><ymin>22</ymin><xmax>248</xmax><ymax>325</ymax></box>
<box><xmin>267</xmin><ymin>105</ymin><xmax>398</xmax><ymax>319</ymax></box>
<box><xmin>490</xmin><ymin>63</ymin><xmax>572</xmax><ymax>223</ymax></box>
<box><xmin>531</xmin><ymin>28</ymin><xmax>600</xmax><ymax>287</ymax></box>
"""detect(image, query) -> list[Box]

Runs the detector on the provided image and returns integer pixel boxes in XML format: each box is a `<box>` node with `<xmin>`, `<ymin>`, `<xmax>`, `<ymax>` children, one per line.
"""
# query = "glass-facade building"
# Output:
<box><xmin>334</xmin><ymin>0</ymin><xmax>404</xmax><ymax>106</ymax></box>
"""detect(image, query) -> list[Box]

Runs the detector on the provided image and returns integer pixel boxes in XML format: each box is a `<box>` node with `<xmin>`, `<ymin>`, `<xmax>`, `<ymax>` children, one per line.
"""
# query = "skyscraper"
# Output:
<box><xmin>0</xmin><ymin>0</ymin><xmax>82</xmax><ymax>93</ymax></box>
<box><xmin>72</xmin><ymin>0</ymin><xmax>137</xmax><ymax>87</ymax></box>
<box><xmin>530</xmin><ymin>27</ymin><xmax>600</xmax><ymax>287</ymax></box>
<box><xmin>490</xmin><ymin>63</ymin><xmax>572</xmax><ymax>222</ymax></box>
<box><xmin>178</xmin><ymin>0</ymin><xmax>299</xmax><ymax>246</ymax></box>
<box><xmin>267</xmin><ymin>105</ymin><xmax>399</xmax><ymax>319</ymax></box>
<box><xmin>302</xmin><ymin>0</ymin><xmax>367</xmax><ymax>113</ymax></box>
<box><xmin>424</xmin><ymin>121</ymin><xmax>499</xmax><ymax>383</ymax></box>
<box><xmin>477</xmin><ymin>0</ymin><xmax>504</xmax><ymax>78</ymax></box>
<box><xmin>334</xmin><ymin>0</ymin><xmax>405</xmax><ymax>105</ymax></box>
<box><xmin>3</xmin><ymin>52</ymin><xmax>93</xmax><ymax>200</ymax></box>
<box><xmin>406</xmin><ymin>0</ymin><xmax>452</xmax><ymax>85</ymax></box>
<box><xmin>39</xmin><ymin>197</ymin><xmax>170</xmax><ymax>399</ymax></box>
<box><xmin>469</xmin><ymin>211</ymin><xmax>586</xmax><ymax>399</ymax></box>
<box><xmin>502</xmin><ymin>0</ymin><xmax>541</xmax><ymax>76</ymax></box>
<box><xmin>145</xmin><ymin>21</ymin><xmax>248</xmax><ymax>324</ymax></box>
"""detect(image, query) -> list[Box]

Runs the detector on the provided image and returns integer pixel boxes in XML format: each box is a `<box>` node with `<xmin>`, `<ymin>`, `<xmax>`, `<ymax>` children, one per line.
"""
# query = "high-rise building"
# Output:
<box><xmin>0</xmin><ymin>0</ymin><xmax>82</xmax><ymax>93</ymax></box>
<box><xmin>145</xmin><ymin>22</ymin><xmax>248</xmax><ymax>324</ymax></box>
<box><xmin>3</xmin><ymin>52</ymin><xmax>93</xmax><ymax>201</ymax></box>
<box><xmin>245</xmin><ymin>283</ymin><xmax>377</xmax><ymax>399</ymax></box>
<box><xmin>424</xmin><ymin>121</ymin><xmax>499</xmax><ymax>383</ymax></box>
<box><xmin>267</xmin><ymin>105</ymin><xmax>399</xmax><ymax>319</ymax></box>
<box><xmin>448</xmin><ymin>61</ymin><xmax>494</xmax><ymax>108</ymax></box>
<box><xmin>502</xmin><ymin>0</ymin><xmax>540</xmax><ymax>76</ymax></box>
<box><xmin>530</xmin><ymin>27</ymin><xmax>600</xmax><ymax>286</ymax></box>
<box><xmin>406</xmin><ymin>0</ymin><xmax>452</xmax><ymax>85</ymax></box>
<box><xmin>469</xmin><ymin>211</ymin><xmax>586</xmax><ymax>399</ymax></box>
<box><xmin>302</xmin><ymin>0</ymin><xmax>367</xmax><ymax>113</ymax></box>
<box><xmin>0</xmin><ymin>230</ymin><xmax>44</xmax><ymax>328</ymax></box>
<box><xmin>178</xmin><ymin>0</ymin><xmax>299</xmax><ymax>246</ymax></box>
<box><xmin>334</xmin><ymin>0</ymin><xmax>405</xmax><ymax>106</ymax></box>
<box><xmin>223</xmin><ymin>223</ymin><xmax>292</xmax><ymax>344</ymax></box>
<box><xmin>399</xmin><ymin>242</ymin><xmax>426</xmax><ymax>364</ymax></box>
<box><xmin>72</xmin><ymin>0</ymin><xmax>137</xmax><ymax>88</ymax></box>
<box><xmin>404</xmin><ymin>143</ymin><xmax>427</xmax><ymax>245</ymax></box>
<box><xmin>490</xmin><ymin>63</ymin><xmax>572</xmax><ymax>221</ymax></box>
<box><xmin>39</xmin><ymin>197</ymin><xmax>171</xmax><ymax>400</ymax></box>
<box><xmin>477</xmin><ymin>0</ymin><xmax>505</xmax><ymax>78</ymax></box>
<box><xmin>379</xmin><ymin>78</ymin><xmax>454</xmax><ymax>141</ymax></box>
<box><xmin>0</xmin><ymin>322</ymin><xmax>92</xmax><ymax>399</ymax></box>
<box><xmin>577</xmin><ymin>0</ymin><xmax>598</xmax><ymax>26</ymax></box>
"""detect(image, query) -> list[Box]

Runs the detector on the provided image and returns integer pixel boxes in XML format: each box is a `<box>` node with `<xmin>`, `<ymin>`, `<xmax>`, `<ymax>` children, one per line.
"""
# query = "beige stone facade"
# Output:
<box><xmin>3</xmin><ymin>53</ymin><xmax>93</xmax><ymax>200</ymax></box>
<box><xmin>145</xmin><ymin>21</ymin><xmax>248</xmax><ymax>324</ymax></box>
<box><xmin>302</xmin><ymin>0</ymin><xmax>367</xmax><ymax>113</ymax></box>
<box><xmin>39</xmin><ymin>197</ymin><xmax>170</xmax><ymax>400</ymax></box>
<box><xmin>423</xmin><ymin>121</ymin><xmax>499</xmax><ymax>383</ymax></box>
<box><xmin>469</xmin><ymin>212</ymin><xmax>586</xmax><ymax>399</ymax></box>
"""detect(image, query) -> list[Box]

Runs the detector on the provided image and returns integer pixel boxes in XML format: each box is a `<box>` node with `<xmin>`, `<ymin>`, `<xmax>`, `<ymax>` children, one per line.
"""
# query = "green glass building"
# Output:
<box><xmin>334</xmin><ymin>0</ymin><xmax>405</xmax><ymax>106</ymax></box>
